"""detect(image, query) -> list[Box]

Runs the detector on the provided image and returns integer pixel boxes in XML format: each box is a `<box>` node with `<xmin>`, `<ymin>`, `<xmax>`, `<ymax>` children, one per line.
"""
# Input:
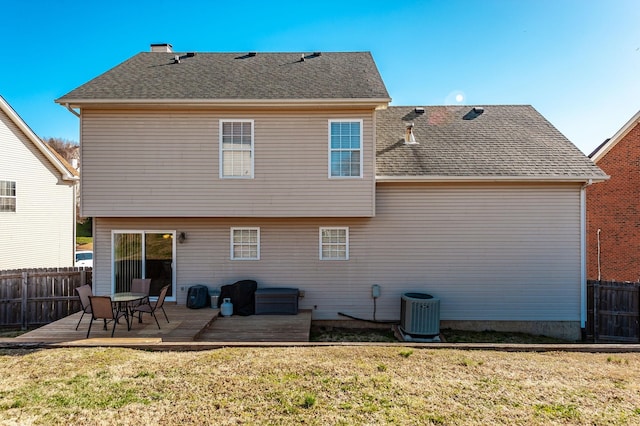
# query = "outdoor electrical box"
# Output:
<box><xmin>371</xmin><ymin>284</ymin><xmax>381</xmax><ymax>298</ymax></box>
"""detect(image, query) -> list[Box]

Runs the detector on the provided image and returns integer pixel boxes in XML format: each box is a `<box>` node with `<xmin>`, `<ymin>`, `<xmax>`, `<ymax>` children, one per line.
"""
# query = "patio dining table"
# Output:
<box><xmin>112</xmin><ymin>292</ymin><xmax>147</xmax><ymax>330</ymax></box>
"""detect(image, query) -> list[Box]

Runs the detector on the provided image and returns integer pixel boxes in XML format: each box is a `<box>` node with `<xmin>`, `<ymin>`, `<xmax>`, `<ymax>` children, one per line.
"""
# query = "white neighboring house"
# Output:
<box><xmin>0</xmin><ymin>95</ymin><xmax>78</xmax><ymax>270</ymax></box>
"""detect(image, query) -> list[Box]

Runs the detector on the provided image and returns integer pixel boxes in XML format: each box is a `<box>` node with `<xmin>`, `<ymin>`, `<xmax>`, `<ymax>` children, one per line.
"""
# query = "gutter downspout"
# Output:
<box><xmin>580</xmin><ymin>179</ymin><xmax>592</xmax><ymax>330</ymax></box>
<box><xmin>62</xmin><ymin>102</ymin><xmax>80</xmax><ymax>265</ymax></box>
<box><xmin>64</xmin><ymin>103</ymin><xmax>80</xmax><ymax>118</ymax></box>
<box><xmin>73</xmin><ymin>182</ymin><xmax>77</xmax><ymax>265</ymax></box>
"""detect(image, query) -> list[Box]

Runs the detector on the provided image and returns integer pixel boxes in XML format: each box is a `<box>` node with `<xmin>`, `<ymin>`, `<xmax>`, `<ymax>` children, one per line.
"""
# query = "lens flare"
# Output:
<box><xmin>445</xmin><ymin>90</ymin><xmax>466</xmax><ymax>105</ymax></box>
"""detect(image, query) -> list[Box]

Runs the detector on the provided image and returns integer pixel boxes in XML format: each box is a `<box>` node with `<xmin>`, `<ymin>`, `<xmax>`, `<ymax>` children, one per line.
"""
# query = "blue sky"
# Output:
<box><xmin>1</xmin><ymin>0</ymin><xmax>638</xmax><ymax>154</ymax></box>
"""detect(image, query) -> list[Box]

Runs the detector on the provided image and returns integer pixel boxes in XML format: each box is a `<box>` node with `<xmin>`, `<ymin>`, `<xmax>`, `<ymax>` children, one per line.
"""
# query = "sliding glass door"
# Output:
<box><xmin>113</xmin><ymin>231</ymin><xmax>175</xmax><ymax>301</ymax></box>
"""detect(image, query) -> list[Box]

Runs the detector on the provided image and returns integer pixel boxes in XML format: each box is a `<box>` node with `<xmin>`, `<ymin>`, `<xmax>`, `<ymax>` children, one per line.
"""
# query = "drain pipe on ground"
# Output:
<box><xmin>337</xmin><ymin>312</ymin><xmax>399</xmax><ymax>324</ymax></box>
<box><xmin>337</xmin><ymin>284</ymin><xmax>399</xmax><ymax>324</ymax></box>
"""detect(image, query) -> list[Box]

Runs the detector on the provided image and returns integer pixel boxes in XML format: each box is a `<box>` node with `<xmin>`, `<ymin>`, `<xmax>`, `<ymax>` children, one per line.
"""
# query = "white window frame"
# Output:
<box><xmin>328</xmin><ymin>119</ymin><xmax>363</xmax><ymax>178</ymax></box>
<box><xmin>219</xmin><ymin>119</ymin><xmax>255</xmax><ymax>179</ymax></box>
<box><xmin>319</xmin><ymin>227</ymin><xmax>349</xmax><ymax>260</ymax></box>
<box><xmin>230</xmin><ymin>227</ymin><xmax>260</xmax><ymax>260</ymax></box>
<box><xmin>111</xmin><ymin>230</ymin><xmax>177</xmax><ymax>302</ymax></box>
<box><xmin>0</xmin><ymin>180</ymin><xmax>16</xmax><ymax>212</ymax></box>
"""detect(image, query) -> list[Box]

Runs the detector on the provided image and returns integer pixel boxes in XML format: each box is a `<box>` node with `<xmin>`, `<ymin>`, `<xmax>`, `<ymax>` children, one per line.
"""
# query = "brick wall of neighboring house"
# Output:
<box><xmin>587</xmin><ymin>123</ymin><xmax>640</xmax><ymax>281</ymax></box>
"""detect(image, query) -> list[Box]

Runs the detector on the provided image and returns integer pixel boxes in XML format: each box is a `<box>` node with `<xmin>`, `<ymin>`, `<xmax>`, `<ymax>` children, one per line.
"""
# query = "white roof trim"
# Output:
<box><xmin>0</xmin><ymin>95</ymin><xmax>78</xmax><ymax>182</ymax></box>
<box><xmin>590</xmin><ymin>109</ymin><xmax>640</xmax><ymax>163</ymax></box>
<box><xmin>55</xmin><ymin>98</ymin><xmax>391</xmax><ymax>109</ymax></box>
<box><xmin>376</xmin><ymin>175</ymin><xmax>609</xmax><ymax>183</ymax></box>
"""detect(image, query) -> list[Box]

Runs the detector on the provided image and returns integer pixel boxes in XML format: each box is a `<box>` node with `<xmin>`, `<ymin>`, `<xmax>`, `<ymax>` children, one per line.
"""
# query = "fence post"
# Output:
<box><xmin>21</xmin><ymin>271</ymin><xmax>28</xmax><ymax>330</ymax></box>
<box><xmin>593</xmin><ymin>280</ymin><xmax>599</xmax><ymax>342</ymax></box>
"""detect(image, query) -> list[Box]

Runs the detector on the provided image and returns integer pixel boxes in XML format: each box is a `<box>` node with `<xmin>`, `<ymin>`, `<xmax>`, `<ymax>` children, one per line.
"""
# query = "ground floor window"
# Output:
<box><xmin>231</xmin><ymin>227</ymin><xmax>260</xmax><ymax>260</ymax></box>
<box><xmin>112</xmin><ymin>231</ymin><xmax>175</xmax><ymax>300</ymax></box>
<box><xmin>319</xmin><ymin>227</ymin><xmax>349</xmax><ymax>260</ymax></box>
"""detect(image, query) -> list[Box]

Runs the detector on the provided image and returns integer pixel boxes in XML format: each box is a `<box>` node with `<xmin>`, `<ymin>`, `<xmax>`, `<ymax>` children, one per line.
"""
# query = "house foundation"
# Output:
<box><xmin>440</xmin><ymin>320</ymin><xmax>581</xmax><ymax>341</ymax></box>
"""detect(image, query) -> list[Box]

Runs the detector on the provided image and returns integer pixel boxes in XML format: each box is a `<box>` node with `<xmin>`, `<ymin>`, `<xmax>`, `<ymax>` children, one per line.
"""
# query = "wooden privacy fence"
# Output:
<box><xmin>0</xmin><ymin>268</ymin><xmax>92</xmax><ymax>329</ymax></box>
<box><xmin>586</xmin><ymin>280</ymin><xmax>640</xmax><ymax>343</ymax></box>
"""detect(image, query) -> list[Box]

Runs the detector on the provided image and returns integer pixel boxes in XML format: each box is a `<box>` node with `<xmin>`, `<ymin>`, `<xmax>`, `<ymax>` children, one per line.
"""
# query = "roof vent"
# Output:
<box><xmin>414</xmin><ymin>107</ymin><xmax>425</xmax><ymax>114</ymax></box>
<box><xmin>173</xmin><ymin>55</ymin><xmax>180</xmax><ymax>64</ymax></box>
<box><xmin>463</xmin><ymin>107</ymin><xmax>485</xmax><ymax>120</ymax></box>
<box><xmin>186</xmin><ymin>52</ymin><xmax>196</xmax><ymax>58</ymax></box>
<box><xmin>404</xmin><ymin>122</ymin><xmax>417</xmax><ymax>145</ymax></box>
<box><xmin>300</xmin><ymin>54</ymin><xmax>305</xmax><ymax>62</ymax></box>
<box><xmin>313</xmin><ymin>52</ymin><xmax>322</xmax><ymax>57</ymax></box>
<box><xmin>248</xmin><ymin>52</ymin><xmax>257</xmax><ymax>57</ymax></box>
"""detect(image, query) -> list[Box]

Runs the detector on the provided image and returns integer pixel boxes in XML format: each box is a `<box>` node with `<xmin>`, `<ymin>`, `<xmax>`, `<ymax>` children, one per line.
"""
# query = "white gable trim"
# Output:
<box><xmin>590</xmin><ymin>109</ymin><xmax>640</xmax><ymax>163</ymax></box>
<box><xmin>0</xmin><ymin>96</ymin><xmax>78</xmax><ymax>182</ymax></box>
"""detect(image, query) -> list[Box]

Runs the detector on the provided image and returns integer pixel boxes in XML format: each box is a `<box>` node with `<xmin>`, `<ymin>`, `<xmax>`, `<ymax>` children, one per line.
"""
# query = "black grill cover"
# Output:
<box><xmin>219</xmin><ymin>280</ymin><xmax>257</xmax><ymax>316</ymax></box>
<box><xmin>187</xmin><ymin>285</ymin><xmax>210</xmax><ymax>309</ymax></box>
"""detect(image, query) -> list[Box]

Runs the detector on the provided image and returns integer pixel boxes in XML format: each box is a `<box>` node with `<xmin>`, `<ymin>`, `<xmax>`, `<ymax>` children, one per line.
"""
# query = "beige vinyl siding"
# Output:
<box><xmin>369</xmin><ymin>183</ymin><xmax>581</xmax><ymax>321</ymax></box>
<box><xmin>93</xmin><ymin>183</ymin><xmax>582</xmax><ymax>322</ymax></box>
<box><xmin>0</xmin><ymin>109</ymin><xmax>75</xmax><ymax>269</ymax></box>
<box><xmin>81</xmin><ymin>109</ymin><xmax>375</xmax><ymax>217</ymax></box>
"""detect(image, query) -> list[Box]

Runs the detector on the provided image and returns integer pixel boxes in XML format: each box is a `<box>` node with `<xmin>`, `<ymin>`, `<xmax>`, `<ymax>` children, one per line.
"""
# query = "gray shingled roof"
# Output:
<box><xmin>56</xmin><ymin>52</ymin><xmax>390</xmax><ymax>102</ymax></box>
<box><xmin>376</xmin><ymin>105</ymin><xmax>608</xmax><ymax>179</ymax></box>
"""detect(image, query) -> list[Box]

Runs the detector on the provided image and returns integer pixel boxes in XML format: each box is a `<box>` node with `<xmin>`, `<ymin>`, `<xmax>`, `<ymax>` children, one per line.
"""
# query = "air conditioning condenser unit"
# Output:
<box><xmin>400</xmin><ymin>292</ymin><xmax>440</xmax><ymax>336</ymax></box>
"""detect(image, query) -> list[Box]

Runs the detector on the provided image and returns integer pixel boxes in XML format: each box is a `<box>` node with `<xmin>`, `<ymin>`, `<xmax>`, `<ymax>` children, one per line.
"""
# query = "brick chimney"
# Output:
<box><xmin>150</xmin><ymin>43</ymin><xmax>173</xmax><ymax>52</ymax></box>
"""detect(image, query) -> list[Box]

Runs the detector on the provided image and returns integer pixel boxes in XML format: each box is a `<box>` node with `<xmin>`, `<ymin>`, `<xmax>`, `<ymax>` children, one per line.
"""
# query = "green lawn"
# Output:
<box><xmin>76</xmin><ymin>237</ymin><xmax>93</xmax><ymax>247</ymax></box>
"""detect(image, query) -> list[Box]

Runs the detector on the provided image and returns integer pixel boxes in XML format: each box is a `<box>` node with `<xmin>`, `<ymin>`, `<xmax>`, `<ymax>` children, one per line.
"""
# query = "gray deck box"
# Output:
<box><xmin>255</xmin><ymin>288</ymin><xmax>299</xmax><ymax>315</ymax></box>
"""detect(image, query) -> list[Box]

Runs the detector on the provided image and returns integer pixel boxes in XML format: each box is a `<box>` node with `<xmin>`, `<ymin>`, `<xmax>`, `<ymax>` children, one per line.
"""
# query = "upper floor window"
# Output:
<box><xmin>319</xmin><ymin>227</ymin><xmax>349</xmax><ymax>260</ymax></box>
<box><xmin>231</xmin><ymin>227</ymin><xmax>260</xmax><ymax>260</ymax></box>
<box><xmin>329</xmin><ymin>120</ymin><xmax>362</xmax><ymax>178</ymax></box>
<box><xmin>0</xmin><ymin>180</ymin><xmax>16</xmax><ymax>212</ymax></box>
<box><xmin>220</xmin><ymin>120</ymin><xmax>254</xmax><ymax>178</ymax></box>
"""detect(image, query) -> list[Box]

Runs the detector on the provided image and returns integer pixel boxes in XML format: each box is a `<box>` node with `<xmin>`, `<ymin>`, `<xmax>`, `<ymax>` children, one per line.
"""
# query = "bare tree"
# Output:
<box><xmin>44</xmin><ymin>138</ymin><xmax>86</xmax><ymax>225</ymax></box>
<box><xmin>44</xmin><ymin>137</ymin><xmax>79</xmax><ymax>164</ymax></box>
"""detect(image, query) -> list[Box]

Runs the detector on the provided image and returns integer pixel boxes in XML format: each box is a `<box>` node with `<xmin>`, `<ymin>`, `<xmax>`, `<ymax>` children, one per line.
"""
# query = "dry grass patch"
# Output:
<box><xmin>0</xmin><ymin>347</ymin><xmax>639</xmax><ymax>425</ymax></box>
<box><xmin>310</xmin><ymin>326</ymin><xmax>397</xmax><ymax>342</ymax></box>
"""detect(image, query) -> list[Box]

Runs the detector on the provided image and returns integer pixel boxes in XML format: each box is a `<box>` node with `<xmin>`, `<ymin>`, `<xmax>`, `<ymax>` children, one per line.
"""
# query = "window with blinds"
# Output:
<box><xmin>112</xmin><ymin>231</ymin><xmax>174</xmax><ymax>298</ymax></box>
<box><xmin>319</xmin><ymin>227</ymin><xmax>349</xmax><ymax>260</ymax></box>
<box><xmin>231</xmin><ymin>227</ymin><xmax>260</xmax><ymax>260</ymax></box>
<box><xmin>220</xmin><ymin>120</ymin><xmax>254</xmax><ymax>178</ymax></box>
<box><xmin>329</xmin><ymin>120</ymin><xmax>362</xmax><ymax>178</ymax></box>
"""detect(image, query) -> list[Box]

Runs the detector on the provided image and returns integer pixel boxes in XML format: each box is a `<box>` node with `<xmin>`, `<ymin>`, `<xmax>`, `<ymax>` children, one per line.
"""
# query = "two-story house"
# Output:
<box><xmin>1</xmin><ymin>95</ymin><xmax>78</xmax><ymax>269</ymax></box>
<box><xmin>56</xmin><ymin>44</ymin><xmax>606</xmax><ymax>339</ymax></box>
